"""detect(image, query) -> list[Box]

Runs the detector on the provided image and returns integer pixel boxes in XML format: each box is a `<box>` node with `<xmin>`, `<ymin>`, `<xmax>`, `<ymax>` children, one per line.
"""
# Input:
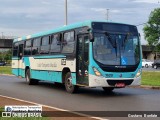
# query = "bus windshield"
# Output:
<box><xmin>93</xmin><ymin>32</ymin><xmax>140</xmax><ymax>66</ymax></box>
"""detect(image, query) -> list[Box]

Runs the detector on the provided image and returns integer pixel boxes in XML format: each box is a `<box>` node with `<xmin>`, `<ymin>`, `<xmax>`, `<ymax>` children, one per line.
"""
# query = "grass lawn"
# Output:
<box><xmin>142</xmin><ymin>71</ymin><xmax>160</xmax><ymax>86</ymax></box>
<box><xmin>0</xmin><ymin>66</ymin><xmax>12</xmax><ymax>75</ymax></box>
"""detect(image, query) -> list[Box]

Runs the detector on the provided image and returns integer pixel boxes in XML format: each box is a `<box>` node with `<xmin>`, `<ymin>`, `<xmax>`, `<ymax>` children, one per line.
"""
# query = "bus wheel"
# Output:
<box><xmin>102</xmin><ymin>87</ymin><xmax>114</xmax><ymax>93</ymax></box>
<box><xmin>65</xmin><ymin>72</ymin><xmax>78</xmax><ymax>93</ymax></box>
<box><xmin>26</xmin><ymin>69</ymin><xmax>38</xmax><ymax>85</ymax></box>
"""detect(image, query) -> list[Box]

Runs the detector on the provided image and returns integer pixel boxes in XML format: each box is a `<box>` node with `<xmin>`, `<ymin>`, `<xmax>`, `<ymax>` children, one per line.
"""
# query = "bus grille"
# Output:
<box><xmin>107</xmin><ymin>79</ymin><xmax>134</xmax><ymax>86</ymax></box>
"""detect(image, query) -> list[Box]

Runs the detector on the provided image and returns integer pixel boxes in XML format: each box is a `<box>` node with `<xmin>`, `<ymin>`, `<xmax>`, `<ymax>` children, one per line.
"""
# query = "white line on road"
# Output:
<box><xmin>0</xmin><ymin>94</ymin><xmax>109</xmax><ymax>120</ymax></box>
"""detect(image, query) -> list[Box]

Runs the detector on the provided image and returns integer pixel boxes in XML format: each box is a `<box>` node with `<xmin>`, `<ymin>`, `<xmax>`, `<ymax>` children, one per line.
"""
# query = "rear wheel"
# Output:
<box><xmin>102</xmin><ymin>87</ymin><xmax>114</xmax><ymax>93</ymax></box>
<box><xmin>26</xmin><ymin>69</ymin><xmax>38</xmax><ymax>85</ymax></box>
<box><xmin>64</xmin><ymin>72</ymin><xmax>78</xmax><ymax>93</ymax></box>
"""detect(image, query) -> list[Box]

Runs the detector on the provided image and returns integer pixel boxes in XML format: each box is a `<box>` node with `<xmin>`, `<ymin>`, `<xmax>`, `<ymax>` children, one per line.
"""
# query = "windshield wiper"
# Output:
<box><xmin>105</xmin><ymin>32</ymin><xmax>116</xmax><ymax>48</ymax></box>
<box><xmin>122</xmin><ymin>33</ymin><xmax>130</xmax><ymax>48</ymax></box>
<box><xmin>104</xmin><ymin>32</ymin><xmax>118</xmax><ymax>57</ymax></box>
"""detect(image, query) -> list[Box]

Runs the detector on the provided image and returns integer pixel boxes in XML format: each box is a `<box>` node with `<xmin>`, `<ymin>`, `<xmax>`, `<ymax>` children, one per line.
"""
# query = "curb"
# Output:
<box><xmin>0</xmin><ymin>95</ymin><xmax>104</xmax><ymax>120</ymax></box>
<box><xmin>129</xmin><ymin>85</ymin><xmax>160</xmax><ymax>90</ymax></box>
<box><xmin>0</xmin><ymin>74</ymin><xmax>14</xmax><ymax>76</ymax></box>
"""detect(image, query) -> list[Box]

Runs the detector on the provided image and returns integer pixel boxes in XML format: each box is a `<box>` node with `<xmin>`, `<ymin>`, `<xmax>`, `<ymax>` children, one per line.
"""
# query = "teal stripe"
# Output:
<box><xmin>12</xmin><ymin>57</ymin><xmax>20</xmax><ymax>60</ymax></box>
<box><xmin>33</xmin><ymin>55</ymin><xmax>66</xmax><ymax>59</ymax></box>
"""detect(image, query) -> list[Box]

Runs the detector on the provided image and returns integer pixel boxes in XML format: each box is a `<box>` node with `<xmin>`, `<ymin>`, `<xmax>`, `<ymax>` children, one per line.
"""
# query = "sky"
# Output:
<box><xmin>0</xmin><ymin>0</ymin><xmax>159</xmax><ymax>45</ymax></box>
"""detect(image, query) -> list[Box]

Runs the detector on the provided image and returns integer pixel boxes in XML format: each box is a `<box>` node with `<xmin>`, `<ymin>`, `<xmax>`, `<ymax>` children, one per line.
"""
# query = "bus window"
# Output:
<box><xmin>13</xmin><ymin>43</ymin><xmax>19</xmax><ymax>57</ymax></box>
<box><xmin>62</xmin><ymin>31</ymin><xmax>75</xmax><ymax>53</ymax></box>
<box><xmin>50</xmin><ymin>34</ymin><xmax>61</xmax><ymax>53</ymax></box>
<box><xmin>24</xmin><ymin>40</ymin><xmax>32</xmax><ymax>56</ymax></box>
<box><xmin>32</xmin><ymin>38</ymin><xmax>41</xmax><ymax>55</ymax></box>
<box><xmin>40</xmin><ymin>36</ymin><xmax>50</xmax><ymax>54</ymax></box>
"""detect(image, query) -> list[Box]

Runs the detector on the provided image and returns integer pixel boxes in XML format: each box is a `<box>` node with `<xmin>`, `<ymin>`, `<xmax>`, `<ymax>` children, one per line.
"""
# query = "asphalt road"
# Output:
<box><xmin>0</xmin><ymin>75</ymin><xmax>160</xmax><ymax>119</ymax></box>
<box><xmin>142</xmin><ymin>67</ymin><xmax>160</xmax><ymax>71</ymax></box>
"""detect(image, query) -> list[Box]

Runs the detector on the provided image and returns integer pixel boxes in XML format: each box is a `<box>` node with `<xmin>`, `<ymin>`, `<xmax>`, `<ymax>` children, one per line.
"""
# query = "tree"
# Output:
<box><xmin>0</xmin><ymin>49</ymin><xmax>12</xmax><ymax>63</ymax></box>
<box><xmin>143</xmin><ymin>8</ymin><xmax>160</xmax><ymax>52</ymax></box>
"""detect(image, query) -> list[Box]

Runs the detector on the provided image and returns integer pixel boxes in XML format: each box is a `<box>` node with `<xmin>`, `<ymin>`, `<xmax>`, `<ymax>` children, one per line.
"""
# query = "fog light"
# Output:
<box><xmin>136</xmin><ymin>69</ymin><xmax>142</xmax><ymax>78</ymax></box>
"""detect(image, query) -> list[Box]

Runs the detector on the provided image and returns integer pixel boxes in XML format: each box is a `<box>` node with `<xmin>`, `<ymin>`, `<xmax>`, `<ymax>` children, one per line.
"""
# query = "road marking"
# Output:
<box><xmin>0</xmin><ymin>94</ymin><xmax>109</xmax><ymax>120</ymax></box>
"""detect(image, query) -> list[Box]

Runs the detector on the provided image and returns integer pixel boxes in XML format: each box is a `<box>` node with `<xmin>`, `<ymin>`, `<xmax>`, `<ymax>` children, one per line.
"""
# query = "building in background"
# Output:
<box><xmin>142</xmin><ymin>45</ymin><xmax>160</xmax><ymax>61</ymax></box>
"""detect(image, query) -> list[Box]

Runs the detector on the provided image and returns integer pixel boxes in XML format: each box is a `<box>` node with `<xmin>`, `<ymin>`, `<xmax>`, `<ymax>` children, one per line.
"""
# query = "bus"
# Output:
<box><xmin>12</xmin><ymin>20</ymin><xmax>142</xmax><ymax>93</ymax></box>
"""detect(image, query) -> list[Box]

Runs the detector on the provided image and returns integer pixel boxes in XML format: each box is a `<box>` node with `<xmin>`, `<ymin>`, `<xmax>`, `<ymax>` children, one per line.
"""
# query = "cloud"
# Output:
<box><xmin>0</xmin><ymin>0</ymin><xmax>159</xmax><ymax>44</ymax></box>
<box><xmin>132</xmin><ymin>0</ymin><xmax>158</xmax><ymax>4</ymax></box>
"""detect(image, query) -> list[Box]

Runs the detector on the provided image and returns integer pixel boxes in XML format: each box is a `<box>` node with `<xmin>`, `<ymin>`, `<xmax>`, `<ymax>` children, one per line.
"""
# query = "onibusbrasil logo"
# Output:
<box><xmin>2</xmin><ymin>105</ymin><xmax>42</xmax><ymax>118</ymax></box>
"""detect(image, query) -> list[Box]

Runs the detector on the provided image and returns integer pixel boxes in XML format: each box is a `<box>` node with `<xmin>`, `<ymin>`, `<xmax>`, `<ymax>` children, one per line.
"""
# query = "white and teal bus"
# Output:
<box><xmin>12</xmin><ymin>20</ymin><xmax>142</xmax><ymax>93</ymax></box>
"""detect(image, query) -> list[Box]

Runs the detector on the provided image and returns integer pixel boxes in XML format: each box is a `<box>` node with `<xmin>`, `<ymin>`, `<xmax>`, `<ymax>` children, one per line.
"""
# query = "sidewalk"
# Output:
<box><xmin>0</xmin><ymin>96</ymin><xmax>98</xmax><ymax>120</ymax></box>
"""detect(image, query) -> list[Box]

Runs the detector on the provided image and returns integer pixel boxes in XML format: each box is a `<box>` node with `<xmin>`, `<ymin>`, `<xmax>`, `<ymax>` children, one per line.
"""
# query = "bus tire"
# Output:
<box><xmin>64</xmin><ymin>72</ymin><xmax>78</xmax><ymax>93</ymax></box>
<box><xmin>26</xmin><ymin>69</ymin><xmax>38</xmax><ymax>85</ymax></box>
<box><xmin>102</xmin><ymin>87</ymin><xmax>114</xmax><ymax>93</ymax></box>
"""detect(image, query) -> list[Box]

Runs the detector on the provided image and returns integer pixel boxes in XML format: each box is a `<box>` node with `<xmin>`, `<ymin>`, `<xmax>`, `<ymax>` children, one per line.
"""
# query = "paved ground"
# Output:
<box><xmin>142</xmin><ymin>67</ymin><xmax>160</xmax><ymax>71</ymax></box>
<box><xmin>0</xmin><ymin>75</ymin><xmax>160</xmax><ymax>119</ymax></box>
<box><xmin>0</xmin><ymin>96</ymin><xmax>96</xmax><ymax>120</ymax></box>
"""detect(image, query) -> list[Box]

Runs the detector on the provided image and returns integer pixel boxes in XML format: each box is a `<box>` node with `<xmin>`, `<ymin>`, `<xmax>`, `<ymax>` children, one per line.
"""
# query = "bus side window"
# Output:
<box><xmin>40</xmin><ymin>36</ymin><xmax>50</xmax><ymax>54</ymax></box>
<box><xmin>24</xmin><ymin>40</ymin><xmax>32</xmax><ymax>56</ymax></box>
<box><xmin>13</xmin><ymin>43</ymin><xmax>19</xmax><ymax>57</ymax></box>
<box><xmin>32</xmin><ymin>38</ymin><xmax>41</xmax><ymax>55</ymax></box>
<box><xmin>50</xmin><ymin>34</ymin><xmax>61</xmax><ymax>53</ymax></box>
<box><xmin>62</xmin><ymin>31</ymin><xmax>75</xmax><ymax>53</ymax></box>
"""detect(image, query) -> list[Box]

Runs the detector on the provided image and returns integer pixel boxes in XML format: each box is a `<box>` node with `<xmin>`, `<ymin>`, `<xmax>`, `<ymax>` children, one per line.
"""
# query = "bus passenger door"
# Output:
<box><xmin>18</xmin><ymin>44</ymin><xmax>24</xmax><ymax>76</ymax></box>
<box><xmin>77</xmin><ymin>35</ymin><xmax>89</xmax><ymax>86</ymax></box>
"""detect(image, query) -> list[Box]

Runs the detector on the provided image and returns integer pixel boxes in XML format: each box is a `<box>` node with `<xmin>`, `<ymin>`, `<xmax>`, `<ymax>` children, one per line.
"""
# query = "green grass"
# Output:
<box><xmin>0</xmin><ymin>66</ymin><xmax>12</xmax><ymax>75</ymax></box>
<box><xmin>142</xmin><ymin>71</ymin><xmax>160</xmax><ymax>86</ymax></box>
<box><xmin>0</xmin><ymin>107</ymin><xmax>4</xmax><ymax>112</ymax></box>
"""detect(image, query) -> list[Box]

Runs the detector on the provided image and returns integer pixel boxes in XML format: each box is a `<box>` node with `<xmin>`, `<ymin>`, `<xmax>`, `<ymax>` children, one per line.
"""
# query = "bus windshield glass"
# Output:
<box><xmin>92</xmin><ymin>23</ymin><xmax>140</xmax><ymax>66</ymax></box>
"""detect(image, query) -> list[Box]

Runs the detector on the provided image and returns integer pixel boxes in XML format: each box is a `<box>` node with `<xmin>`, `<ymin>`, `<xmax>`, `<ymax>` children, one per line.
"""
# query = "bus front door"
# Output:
<box><xmin>77</xmin><ymin>35</ymin><xmax>89</xmax><ymax>86</ymax></box>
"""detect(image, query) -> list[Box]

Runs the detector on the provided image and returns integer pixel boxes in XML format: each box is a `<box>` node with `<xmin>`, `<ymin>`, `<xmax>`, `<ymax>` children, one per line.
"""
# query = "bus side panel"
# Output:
<box><xmin>12</xmin><ymin>68</ymin><xmax>19</xmax><ymax>76</ymax></box>
<box><xmin>28</xmin><ymin>57</ymin><xmax>76</xmax><ymax>83</ymax></box>
<box><xmin>31</xmin><ymin>70</ymin><xmax>62</xmax><ymax>83</ymax></box>
<box><xmin>12</xmin><ymin>58</ymin><xmax>25</xmax><ymax>77</ymax></box>
<box><xmin>23</xmin><ymin>57</ymin><xmax>30</xmax><ymax>67</ymax></box>
<box><xmin>71</xmin><ymin>73</ymin><xmax>76</xmax><ymax>85</ymax></box>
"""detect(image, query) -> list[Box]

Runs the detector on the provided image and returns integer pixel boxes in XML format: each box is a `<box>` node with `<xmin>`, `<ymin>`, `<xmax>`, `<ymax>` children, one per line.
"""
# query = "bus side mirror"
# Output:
<box><xmin>139</xmin><ymin>33</ymin><xmax>141</xmax><ymax>37</ymax></box>
<box><xmin>89</xmin><ymin>33</ymin><xmax>94</xmax><ymax>42</ymax></box>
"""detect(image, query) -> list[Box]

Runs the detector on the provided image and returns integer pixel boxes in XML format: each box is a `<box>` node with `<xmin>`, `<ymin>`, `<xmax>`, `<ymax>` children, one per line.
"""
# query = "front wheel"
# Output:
<box><xmin>102</xmin><ymin>87</ymin><xmax>114</xmax><ymax>93</ymax></box>
<box><xmin>26</xmin><ymin>69</ymin><xmax>38</xmax><ymax>85</ymax></box>
<box><xmin>64</xmin><ymin>72</ymin><xmax>78</xmax><ymax>93</ymax></box>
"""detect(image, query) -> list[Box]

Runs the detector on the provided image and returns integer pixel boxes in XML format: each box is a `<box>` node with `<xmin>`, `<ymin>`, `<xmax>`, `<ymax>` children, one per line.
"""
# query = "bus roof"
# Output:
<box><xmin>13</xmin><ymin>20</ymin><xmax>134</xmax><ymax>42</ymax></box>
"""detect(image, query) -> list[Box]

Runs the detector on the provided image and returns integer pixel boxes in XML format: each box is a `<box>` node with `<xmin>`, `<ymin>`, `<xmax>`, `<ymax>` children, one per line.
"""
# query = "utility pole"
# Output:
<box><xmin>1</xmin><ymin>32</ymin><xmax>3</xmax><ymax>39</ymax></box>
<box><xmin>106</xmin><ymin>9</ymin><xmax>109</xmax><ymax>21</ymax></box>
<box><xmin>65</xmin><ymin>0</ymin><xmax>68</xmax><ymax>25</ymax></box>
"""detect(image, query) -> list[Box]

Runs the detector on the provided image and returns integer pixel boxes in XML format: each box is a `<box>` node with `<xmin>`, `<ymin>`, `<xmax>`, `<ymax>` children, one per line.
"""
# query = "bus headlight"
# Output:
<box><xmin>93</xmin><ymin>67</ymin><xmax>102</xmax><ymax>76</ymax></box>
<box><xmin>135</xmin><ymin>69</ymin><xmax>142</xmax><ymax>78</ymax></box>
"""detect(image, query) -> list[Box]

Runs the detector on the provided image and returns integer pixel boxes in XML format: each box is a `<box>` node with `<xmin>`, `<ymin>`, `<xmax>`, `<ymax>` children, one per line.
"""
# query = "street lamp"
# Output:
<box><xmin>106</xmin><ymin>9</ymin><xmax>109</xmax><ymax>21</ymax></box>
<box><xmin>1</xmin><ymin>32</ymin><xmax>4</xmax><ymax>39</ymax></box>
<box><xmin>65</xmin><ymin>0</ymin><xmax>68</xmax><ymax>25</ymax></box>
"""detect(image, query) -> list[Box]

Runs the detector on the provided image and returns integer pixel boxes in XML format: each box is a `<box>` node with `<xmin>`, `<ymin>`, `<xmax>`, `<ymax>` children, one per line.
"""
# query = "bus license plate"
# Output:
<box><xmin>115</xmin><ymin>83</ymin><xmax>125</xmax><ymax>87</ymax></box>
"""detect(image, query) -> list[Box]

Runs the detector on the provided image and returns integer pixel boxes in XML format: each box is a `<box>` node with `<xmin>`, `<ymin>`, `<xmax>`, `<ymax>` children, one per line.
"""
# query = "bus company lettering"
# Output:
<box><xmin>37</xmin><ymin>63</ymin><xmax>57</xmax><ymax>68</ymax></box>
